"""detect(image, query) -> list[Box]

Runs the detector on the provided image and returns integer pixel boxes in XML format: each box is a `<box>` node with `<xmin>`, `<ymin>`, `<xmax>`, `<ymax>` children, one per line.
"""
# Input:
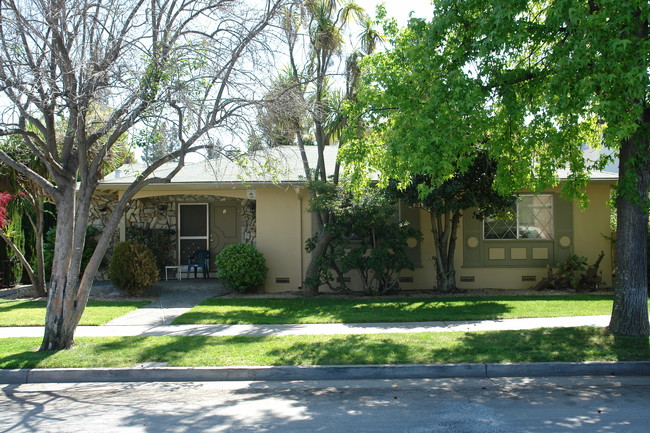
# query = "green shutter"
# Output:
<box><xmin>462</xmin><ymin>208</ymin><xmax>483</xmax><ymax>267</ymax></box>
<box><xmin>553</xmin><ymin>195</ymin><xmax>573</xmax><ymax>263</ymax></box>
<box><xmin>400</xmin><ymin>201</ymin><xmax>422</xmax><ymax>268</ymax></box>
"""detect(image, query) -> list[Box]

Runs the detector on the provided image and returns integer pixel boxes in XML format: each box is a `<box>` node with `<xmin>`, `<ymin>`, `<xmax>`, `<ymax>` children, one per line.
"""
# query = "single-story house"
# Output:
<box><xmin>93</xmin><ymin>145</ymin><xmax>617</xmax><ymax>292</ymax></box>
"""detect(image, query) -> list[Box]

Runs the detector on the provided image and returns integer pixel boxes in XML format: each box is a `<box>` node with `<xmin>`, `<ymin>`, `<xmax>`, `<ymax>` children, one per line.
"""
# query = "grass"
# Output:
<box><xmin>0</xmin><ymin>299</ymin><xmax>150</xmax><ymax>326</ymax></box>
<box><xmin>172</xmin><ymin>295</ymin><xmax>625</xmax><ymax>325</ymax></box>
<box><xmin>0</xmin><ymin>327</ymin><xmax>648</xmax><ymax>369</ymax></box>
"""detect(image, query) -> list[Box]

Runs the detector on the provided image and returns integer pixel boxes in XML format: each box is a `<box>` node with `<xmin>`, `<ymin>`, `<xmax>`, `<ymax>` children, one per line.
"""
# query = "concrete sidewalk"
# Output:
<box><xmin>0</xmin><ymin>315</ymin><xmax>612</xmax><ymax>338</ymax></box>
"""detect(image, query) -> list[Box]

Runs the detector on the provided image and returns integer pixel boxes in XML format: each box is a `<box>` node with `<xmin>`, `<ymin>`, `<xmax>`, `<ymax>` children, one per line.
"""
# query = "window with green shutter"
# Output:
<box><xmin>463</xmin><ymin>194</ymin><xmax>573</xmax><ymax>268</ymax></box>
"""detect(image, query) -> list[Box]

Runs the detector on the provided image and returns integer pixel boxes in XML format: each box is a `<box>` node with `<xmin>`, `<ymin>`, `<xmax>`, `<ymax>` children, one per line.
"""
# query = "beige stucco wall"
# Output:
<box><xmin>571</xmin><ymin>182</ymin><xmax>615</xmax><ymax>286</ymax></box>
<box><xmin>256</xmin><ymin>187</ymin><xmax>310</xmax><ymax>292</ymax></box>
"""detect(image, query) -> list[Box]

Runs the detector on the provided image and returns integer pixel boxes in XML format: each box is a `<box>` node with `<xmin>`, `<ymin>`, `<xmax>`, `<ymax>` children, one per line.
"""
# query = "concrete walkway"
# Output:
<box><xmin>1</xmin><ymin>315</ymin><xmax>612</xmax><ymax>338</ymax></box>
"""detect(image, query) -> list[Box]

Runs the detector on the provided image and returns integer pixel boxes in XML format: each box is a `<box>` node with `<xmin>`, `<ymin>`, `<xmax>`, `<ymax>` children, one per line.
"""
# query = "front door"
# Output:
<box><xmin>178</xmin><ymin>203</ymin><xmax>209</xmax><ymax>269</ymax></box>
<box><xmin>209</xmin><ymin>203</ymin><xmax>240</xmax><ymax>257</ymax></box>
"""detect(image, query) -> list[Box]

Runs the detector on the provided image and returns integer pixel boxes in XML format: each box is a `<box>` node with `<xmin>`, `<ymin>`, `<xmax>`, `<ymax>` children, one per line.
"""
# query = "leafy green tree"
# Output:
<box><xmin>388</xmin><ymin>153</ymin><xmax>516</xmax><ymax>293</ymax></box>
<box><xmin>344</xmin><ymin>0</ymin><xmax>649</xmax><ymax>336</ymax></box>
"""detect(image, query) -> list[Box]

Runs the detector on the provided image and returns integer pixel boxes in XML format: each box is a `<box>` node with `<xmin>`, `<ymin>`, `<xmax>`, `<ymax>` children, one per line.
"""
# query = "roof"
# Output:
<box><xmin>556</xmin><ymin>168</ymin><xmax>618</xmax><ymax>182</ymax></box>
<box><xmin>99</xmin><ymin>145</ymin><xmax>340</xmax><ymax>189</ymax></box>
<box><xmin>99</xmin><ymin>144</ymin><xmax>618</xmax><ymax>191</ymax></box>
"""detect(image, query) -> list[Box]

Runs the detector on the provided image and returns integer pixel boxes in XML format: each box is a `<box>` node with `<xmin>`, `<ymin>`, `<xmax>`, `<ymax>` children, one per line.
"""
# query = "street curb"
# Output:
<box><xmin>1</xmin><ymin>361</ymin><xmax>649</xmax><ymax>384</ymax></box>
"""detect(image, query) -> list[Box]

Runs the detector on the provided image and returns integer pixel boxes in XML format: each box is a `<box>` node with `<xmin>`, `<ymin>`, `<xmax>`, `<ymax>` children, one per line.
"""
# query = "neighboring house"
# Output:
<box><xmin>93</xmin><ymin>145</ymin><xmax>617</xmax><ymax>292</ymax></box>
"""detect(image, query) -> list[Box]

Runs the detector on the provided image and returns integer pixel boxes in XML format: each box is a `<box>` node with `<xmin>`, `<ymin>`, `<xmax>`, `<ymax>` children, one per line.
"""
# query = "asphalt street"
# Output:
<box><xmin>2</xmin><ymin>376</ymin><xmax>649</xmax><ymax>433</ymax></box>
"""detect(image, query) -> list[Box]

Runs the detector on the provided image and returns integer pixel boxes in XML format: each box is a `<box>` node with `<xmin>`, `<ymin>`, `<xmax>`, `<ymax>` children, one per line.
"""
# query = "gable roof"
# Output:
<box><xmin>99</xmin><ymin>145</ymin><xmax>339</xmax><ymax>189</ymax></box>
<box><xmin>99</xmin><ymin>144</ymin><xmax>618</xmax><ymax>191</ymax></box>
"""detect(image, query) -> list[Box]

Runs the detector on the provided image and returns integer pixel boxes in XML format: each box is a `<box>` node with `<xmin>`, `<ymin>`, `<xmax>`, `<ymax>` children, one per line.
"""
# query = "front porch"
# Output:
<box><xmin>90</xmin><ymin>193</ymin><xmax>257</xmax><ymax>282</ymax></box>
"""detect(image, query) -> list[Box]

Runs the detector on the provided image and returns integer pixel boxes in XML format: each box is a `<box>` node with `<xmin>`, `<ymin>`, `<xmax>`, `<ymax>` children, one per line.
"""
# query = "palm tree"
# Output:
<box><xmin>271</xmin><ymin>0</ymin><xmax>382</xmax><ymax>296</ymax></box>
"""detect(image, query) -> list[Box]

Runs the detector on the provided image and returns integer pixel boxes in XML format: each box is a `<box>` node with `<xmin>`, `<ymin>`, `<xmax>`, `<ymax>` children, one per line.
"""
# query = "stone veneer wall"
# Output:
<box><xmin>89</xmin><ymin>193</ymin><xmax>256</xmax><ymax>280</ymax></box>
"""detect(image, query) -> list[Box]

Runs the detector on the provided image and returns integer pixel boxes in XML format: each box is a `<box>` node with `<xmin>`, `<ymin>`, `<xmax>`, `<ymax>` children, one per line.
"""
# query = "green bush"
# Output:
<box><xmin>108</xmin><ymin>241</ymin><xmax>159</xmax><ymax>295</ymax></box>
<box><xmin>215</xmin><ymin>244</ymin><xmax>267</xmax><ymax>292</ymax></box>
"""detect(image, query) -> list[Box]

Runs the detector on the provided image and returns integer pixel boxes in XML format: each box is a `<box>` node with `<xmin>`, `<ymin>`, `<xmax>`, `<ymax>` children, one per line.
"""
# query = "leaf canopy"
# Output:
<box><xmin>343</xmin><ymin>0</ymin><xmax>649</xmax><ymax>201</ymax></box>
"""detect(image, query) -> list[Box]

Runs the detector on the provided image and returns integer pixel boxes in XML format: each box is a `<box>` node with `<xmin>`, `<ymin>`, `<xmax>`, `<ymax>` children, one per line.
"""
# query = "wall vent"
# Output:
<box><xmin>399</xmin><ymin>276</ymin><xmax>414</xmax><ymax>283</ymax></box>
<box><xmin>522</xmin><ymin>275</ymin><xmax>537</xmax><ymax>282</ymax></box>
<box><xmin>337</xmin><ymin>277</ymin><xmax>351</xmax><ymax>283</ymax></box>
<box><xmin>460</xmin><ymin>276</ymin><xmax>475</xmax><ymax>283</ymax></box>
<box><xmin>275</xmin><ymin>277</ymin><xmax>290</xmax><ymax>284</ymax></box>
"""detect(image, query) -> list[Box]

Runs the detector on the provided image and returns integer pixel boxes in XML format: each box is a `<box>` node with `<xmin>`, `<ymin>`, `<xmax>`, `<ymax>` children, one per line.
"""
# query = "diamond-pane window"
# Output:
<box><xmin>483</xmin><ymin>195</ymin><xmax>553</xmax><ymax>240</ymax></box>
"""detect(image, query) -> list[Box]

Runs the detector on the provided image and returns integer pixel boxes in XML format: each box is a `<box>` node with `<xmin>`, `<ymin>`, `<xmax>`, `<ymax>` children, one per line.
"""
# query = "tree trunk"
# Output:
<box><xmin>431</xmin><ymin>212</ymin><xmax>459</xmax><ymax>293</ymax></box>
<box><xmin>609</xmin><ymin>115</ymin><xmax>650</xmax><ymax>337</ymax></box>
<box><xmin>39</xmin><ymin>283</ymin><xmax>84</xmax><ymax>350</ymax></box>
<box><xmin>303</xmin><ymin>230</ymin><xmax>333</xmax><ymax>297</ymax></box>
<box><xmin>40</xmin><ymin>184</ymin><xmax>84</xmax><ymax>351</ymax></box>
<box><xmin>34</xmin><ymin>199</ymin><xmax>47</xmax><ymax>296</ymax></box>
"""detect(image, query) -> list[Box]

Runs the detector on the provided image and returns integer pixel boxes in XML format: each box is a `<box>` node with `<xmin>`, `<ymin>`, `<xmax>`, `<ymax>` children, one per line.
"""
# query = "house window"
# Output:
<box><xmin>483</xmin><ymin>195</ymin><xmax>553</xmax><ymax>240</ymax></box>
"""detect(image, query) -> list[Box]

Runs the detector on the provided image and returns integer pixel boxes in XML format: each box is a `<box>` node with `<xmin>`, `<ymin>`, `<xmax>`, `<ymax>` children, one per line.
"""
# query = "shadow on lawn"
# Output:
<box><xmin>0</xmin><ymin>300</ymin><xmax>47</xmax><ymax>314</ymax></box>
<box><xmin>0</xmin><ymin>340</ymin><xmax>57</xmax><ymax>369</ymax></box>
<box><xmin>264</xmin><ymin>327</ymin><xmax>650</xmax><ymax>365</ymax></box>
<box><xmin>174</xmin><ymin>297</ymin><xmax>524</xmax><ymax>325</ymax></box>
<box><xmin>2</xmin><ymin>326</ymin><xmax>649</xmax><ymax>370</ymax></box>
<box><xmin>79</xmin><ymin>327</ymin><xmax>650</xmax><ymax>367</ymax></box>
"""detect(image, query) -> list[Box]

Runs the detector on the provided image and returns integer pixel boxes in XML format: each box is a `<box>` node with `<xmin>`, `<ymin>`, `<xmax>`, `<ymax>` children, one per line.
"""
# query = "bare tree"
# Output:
<box><xmin>0</xmin><ymin>0</ymin><xmax>284</xmax><ymax>350</ymax></box>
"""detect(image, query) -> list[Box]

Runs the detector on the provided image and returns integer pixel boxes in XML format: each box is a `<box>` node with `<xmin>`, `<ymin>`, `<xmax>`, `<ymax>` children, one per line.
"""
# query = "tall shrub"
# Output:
<box><xmin>126</xmin><ymin>227</ymin><xmax>175</xmax><ymax>273</ymax></box>
<box><xmin>305</xmin><ymin>184</ymin><xmax>421</xmax><ymax>295</ymax></box>
<box><xmin>108</xmin><ymin>240</ymin><xmax>159</xmax><ymax>295</ymax></box>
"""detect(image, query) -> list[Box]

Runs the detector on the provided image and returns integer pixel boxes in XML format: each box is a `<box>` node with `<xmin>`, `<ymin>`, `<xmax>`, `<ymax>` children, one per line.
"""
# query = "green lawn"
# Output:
<box><xmin>0</xmin><ymin>300</ymin><xmax>150</xmax><ymax>326</ymax></box>
<box><xmin>172</xmin><ymin>295</ymin><xmax>623</xmax><ymax>325</ymax></box>
<box><xmin>0</xmin><ymin>327</ymin><xmax>648</xmax><ymax>369</ymax></box>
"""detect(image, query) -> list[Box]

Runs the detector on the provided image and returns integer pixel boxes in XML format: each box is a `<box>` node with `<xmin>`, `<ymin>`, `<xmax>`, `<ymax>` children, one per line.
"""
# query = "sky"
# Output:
<box><xmin>357</xmin><ymin>0</ymin><xmax>434</xmax><ymax>25</ymax></box>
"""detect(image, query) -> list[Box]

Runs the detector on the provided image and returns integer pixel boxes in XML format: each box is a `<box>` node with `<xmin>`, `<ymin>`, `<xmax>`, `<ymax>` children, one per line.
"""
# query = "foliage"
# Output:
<box><xmin>0</xmin><ymin>192</ymin><xmax>27</xmax><ymax>283</ymax></box>
<box><xmin>305</xmin><ymin>183</ymin><xmax>420</xmax><ymax>294</ymax></box>
<box><xmin>126</xmin><ymin>226</ymin><xmax>176</xmax><ymax>273</ymax></box>
<box><xmin>108</xmin><ymin>241</ymin><xmax>159</xmax><ymax>296</ymax></box>
<box><xmin>0</xmin><ymin>192</ymin><xmax>10</xmax><ymax>229</ymax></box>
<box><xmin>257</xmin><ymin>0</ymin><xmax>382</xmax><ymax>297</ymax></box>
<box><xmin>343</xmin><ymin>0</ymin><xmax>647</xmax><ymax>197</ymax></box>
<box><xmin>534</xmin><ymin>253</ymin><xmax>605</xmax><ymax>292</ymax></box>
<box><xmin>215</xmin><ymin>244</ymin><xmax>267</xmax><ymax>292</ymax></box>
<box><xmin>5</xmin><ymin>205</ymin><xmax>24</xmax><ymax>283</ymax></box>
<box><xmin>389</xmin><ymin>153</ymin><xmax>516</xmax><ymax>221</ymax></box>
